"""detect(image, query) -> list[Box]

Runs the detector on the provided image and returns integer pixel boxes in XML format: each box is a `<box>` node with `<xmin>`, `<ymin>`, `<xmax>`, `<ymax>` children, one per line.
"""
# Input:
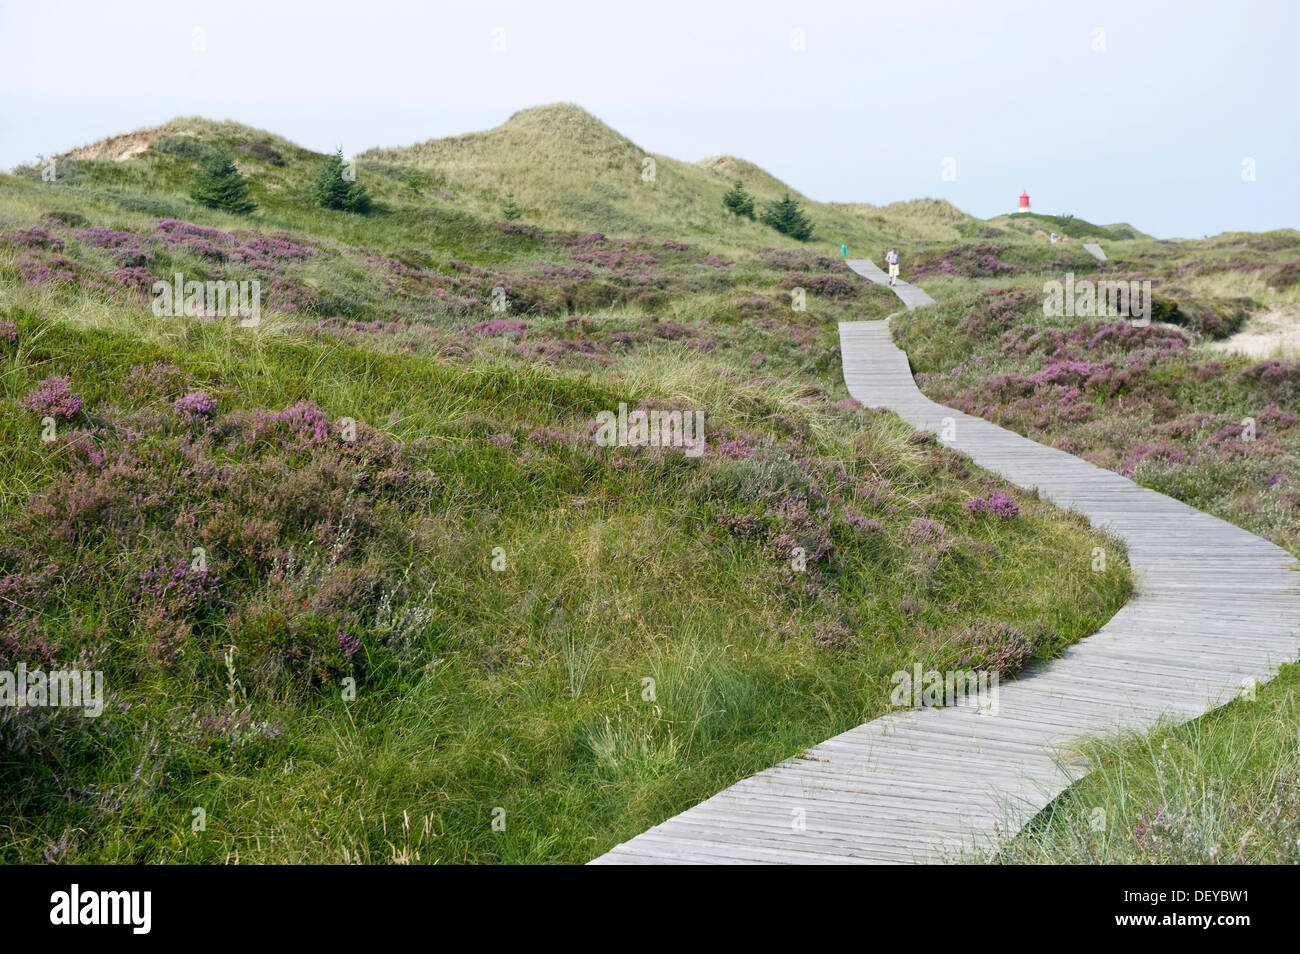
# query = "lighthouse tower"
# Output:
<box><xmin>1016</xmin><ymin>190</ymin><xmax>1030</xmax><ymax>214</ymax></box>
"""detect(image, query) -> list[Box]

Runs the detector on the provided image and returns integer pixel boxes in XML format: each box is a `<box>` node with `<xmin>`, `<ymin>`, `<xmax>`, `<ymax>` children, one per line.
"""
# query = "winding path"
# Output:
<box><xmin>590</xmin><ymin>261</ymin><xmax>1300</xmax><ymax>864</ymax></box>
<box><xmin>844</xmin><ymin>257</ymin><xmax>935</xmax><ymax>308</ymax></box>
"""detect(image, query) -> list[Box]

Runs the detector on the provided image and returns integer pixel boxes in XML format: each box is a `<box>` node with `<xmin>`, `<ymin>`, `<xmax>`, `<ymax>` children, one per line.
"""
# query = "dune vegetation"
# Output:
<box><xmin>888</xmin><ymin>227</ymin><xmax>1300</xmax><ymax>865</ymax></box>
<box><xmin>1</xmin><ymin>102</ymin><xmax>1294</xmax><ymax>864</ymax></box>
<box><xmin>988</xmin><ymin>663</ymin><xmax>1300</xmax><ymax>865</ymax></box>
<box><xmin>0</xmin><ymin>106</ymin><xmax>1135</xmax><ymax>864</ymax></box>
<box><xmin>891</xmin><ymin>233</ymin><xmax>1300</xmax><ymax>556</ymax></box>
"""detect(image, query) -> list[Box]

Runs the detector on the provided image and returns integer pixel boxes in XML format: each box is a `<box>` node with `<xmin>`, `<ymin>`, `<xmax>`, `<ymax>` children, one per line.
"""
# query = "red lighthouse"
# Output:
<box><xmin>1017</xmin><ymin>190</ymin><xmax>1030</xmax><ymax>214</ymax></box>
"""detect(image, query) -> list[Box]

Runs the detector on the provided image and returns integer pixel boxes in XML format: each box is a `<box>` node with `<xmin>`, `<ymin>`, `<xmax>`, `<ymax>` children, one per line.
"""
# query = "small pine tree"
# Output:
<box><xmin>502</xmin><ymin>193</ymin><xmax>522</xmax><ymax>221</ymax></box>
<box><xmin>190</xmin><ymin>152</ymin><xmax>256</xmax><ymax>214</ymax></box>
<box><xmin>761</xmin><ymin>192</ymin><xmax>815</xmax><ymax>241</ymax></box>
<box><xmin>722</xmin><ymin>180</ymin><xmax>755</xmax><ymax>219</ymax></box>
<box><xmin>312</xmin><ymin>148</ymin><xmax>372</xmax><ymax>214</ymax></box>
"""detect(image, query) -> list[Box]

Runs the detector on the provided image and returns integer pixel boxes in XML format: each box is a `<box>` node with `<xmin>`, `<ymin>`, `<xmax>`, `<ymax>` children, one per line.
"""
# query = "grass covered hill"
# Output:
<box><xmin>987</xmin><ymin>211</ymin><xmax>1149</xmax><ymax>242</ymax></box>
<box><xmin>2</xmin><ymin>101</ymin><xmax>1296</xmax><ymax>864</ymax></box>
<box><xmin>360</xmin><ymin>103</ymin><xmax>978</xmax><ymax>247</ymax></box>
<box><xmin>0</xmin><ymin>108</ymin><xmax>1137</xmax><ymax>863</ymax></box>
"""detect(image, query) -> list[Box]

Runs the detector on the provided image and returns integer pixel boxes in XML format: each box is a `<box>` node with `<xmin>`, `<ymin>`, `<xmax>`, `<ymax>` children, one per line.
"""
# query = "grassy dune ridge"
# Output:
<box><xmin>3</xmin><ymin>102</ymin><xmax>1293</xmax><ymax>864</ymax></box>
<box><xmin>359</xmin><ymin>103</ymin><xmax>983</xmax><ymax>246</ymax></box>
<box><xmin>0</xmin><ymin>107</ymin><xmax>1141</xmax><ymax>863</ymax></box>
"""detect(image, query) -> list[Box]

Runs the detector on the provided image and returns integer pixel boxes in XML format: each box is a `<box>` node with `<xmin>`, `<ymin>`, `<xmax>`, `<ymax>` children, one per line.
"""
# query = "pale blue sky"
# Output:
<box><xmin>2</xmin><ymin>0</ymin><xmax>1295</xmax><ymax>237</ymax></box>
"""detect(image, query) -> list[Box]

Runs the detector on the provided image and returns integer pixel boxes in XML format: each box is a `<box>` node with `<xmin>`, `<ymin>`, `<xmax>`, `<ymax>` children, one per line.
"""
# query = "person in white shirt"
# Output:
<box><xmin>885</xmin><ymin>246</ymin><xmax>900</xmax><ymax>286</ymax></box>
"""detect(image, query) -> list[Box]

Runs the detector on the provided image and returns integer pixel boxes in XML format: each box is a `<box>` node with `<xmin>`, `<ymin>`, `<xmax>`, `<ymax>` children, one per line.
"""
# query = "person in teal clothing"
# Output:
<box><xmin>885</xmin><ymin>246</ymin><xmax>900</xmax><ymax>286</ymax></box>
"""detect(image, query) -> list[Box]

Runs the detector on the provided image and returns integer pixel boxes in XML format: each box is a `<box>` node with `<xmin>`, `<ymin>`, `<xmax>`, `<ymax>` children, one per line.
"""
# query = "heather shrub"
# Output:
<box><xmin>173</xmin><ymin>390</ymin><xmax>217</xmax><ymax>420</ymax></box>
<box><xmin>0</xmin><ymin>645</ymin><xmax>133</xmax><ymax>805</ymax></box>
<box><xmin>266</xmin><ymin>278</ymin><xmax>319</xmax><ymax>313</ymax></box>
<box><xmin>234</xmin><ymin>558</ymin><xmax>389</xmax><ymax>687</ymax></box>
<box><xmin>0</xmin><ymin>558</ymin><xmax>61</xmax><ymax>669</ymax></box>
<box><xmin>123</xmin><ymin>363</ymin><xmax>192</xmax><ymax>403</ymax></box>
<box><xmin>154</xmin><ymin>134</ymin><xmax>217</xmax><ymax>162</ymax></box>
<box><xmin>962</xmin><ymin>291</ymin><xmax>1031</xmax><ymax>339</ymax></box>
<box><xmin>788</xmin><ymin>272</ymin><xmax>859</xmax><ymax>300</ymax></box>
<box><xmin>904</xmin><ymin>517</ymin><xmax>948</xmax><ymax>547</ymax></box>
<box><xmin>955</xmin><ymin>620</ymin><xmax>1035</xmax><ymax>676</ymax></box>
<box><xmin>1238</xmin><ymin>360</ymin><xmax>1300</xmax><ymax>406</ymax></box>
<box><xmin>23</xmin><ymin>377</ymin><xmax>84</xmax><ymax>420</ymax></box>
<box><xmin>237</xmin><ymin>142</ymin><xmax>286</xmax><ymax>166</ymax></box>
<box><xmin>1268</xmin><ymin>261</ymin><xmax>1300</xmax><ymax>289</ymax></box>
<box><xmin>110</xmin><ymin>266</ymin><xmax>156</xmax><ymax>297</ymax></box>
<box><xmin>1151</xmin><ymin>294</ymin><xmax>1250</xmax><ymax>339</ymax></box>
<box><xmin>43</xmin><ymin>210</ymin><xmax>88</xmax><ymax>227</ymax></box>
<box><xmin>6</xmin><ymin>226</ymin><xmax>64</xmax><ymax>250</ymax></box>
<box><xmin>964</xmin><ymin>491</ymin><xmax>1020</xmax><ymax>518</ymax></box>
<box><xmin>811</xmin><ymin>616</ymin><xmax>854</xmax><ymax>651</ymax></box>
<box><xmin>756</xmin><ymin>248</ymin><xmax>840</xmax><ymax>272</ymax></box>
<box><xmin>911</xmin><ymin>243</ymin><xmax>1020</xmax><ymax>279</ymax></box>
<box><xmin>703</xmin><ymin>446</ymin><xmax>810</xmax><ymax>503</ymax></box>
<box><xmin>11</xmin><ymin>393</ymin><xmax>439</xmax><ymax>687</ymax></box>
<box><xmin>170</xmin><ymin>698</ymin><xmax>284</xmax><ymax>767</ymax></box>
<box><xmin>15</xmin><ymin>254</ymin><xmax>79</xmax><ymax>286</ymax></box>
<box><xmin>469</xmin><ymin>319</ymin><xmax>529</xmax><ymax>337</ymax></box>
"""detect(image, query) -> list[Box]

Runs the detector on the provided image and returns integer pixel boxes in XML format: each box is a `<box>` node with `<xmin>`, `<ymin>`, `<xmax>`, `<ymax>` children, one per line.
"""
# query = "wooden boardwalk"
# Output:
<box><xmin>846</xmin><ymin>258</ymin><xmax>935</xmax><ymax>307</ymax></box>
<box><xmin>590</xmin><ymin>261</ymin><xmax>1299</xmax><ymax>865</ymax></box>
<box><xmin>1083</xmin><ymin>242</ymin><xmax>1107</xmax><ymax>261</ymax></box>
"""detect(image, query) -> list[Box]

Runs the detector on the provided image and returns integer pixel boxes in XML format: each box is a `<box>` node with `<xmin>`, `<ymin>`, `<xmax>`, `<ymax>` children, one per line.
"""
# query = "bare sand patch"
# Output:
<box><xmin>1206</xmin><ymin>304</ymin><xmax>1300</xmax><ymax>359</ymax></box>
<box><xmin>56</xmin><ymin>124</ymin><xmax>187</xmax><ymax>162</ymax></box>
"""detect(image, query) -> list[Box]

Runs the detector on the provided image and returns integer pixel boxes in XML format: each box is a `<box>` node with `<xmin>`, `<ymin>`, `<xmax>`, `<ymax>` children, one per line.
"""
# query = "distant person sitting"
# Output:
<box><xmin>1050</xmin><ymin>232</ymin><xmax>1058</xmax><ymax>244</ymax></box>
<box><xmin>885</xmin><ymin>246</ymin><xmax>900</xmax><ymax>286</ymax></box>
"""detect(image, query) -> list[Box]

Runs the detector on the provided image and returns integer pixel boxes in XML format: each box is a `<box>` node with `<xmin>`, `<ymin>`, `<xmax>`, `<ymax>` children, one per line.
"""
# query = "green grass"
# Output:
<box><xmin>359</xmin><ymin>103</ymin><xmax>980</xmax><ymax>251</ymax></box>
<box><xmin>986</xmin><ymin>211</ymin><xmax>1149</xmax><ymax>242</ymax></box>
<box><xmin>891</xmin><ymin>271</ymin><xmax>1300</xmax><ymax>555</ymax></box>
<box><xmin>892</xmin><ymin>250</ymin><xmax>1300</xmax><ymax>865</ymax></box>
<box><xmin>0</xmin><ymin>120</ymin><xmax>1147</xmax><ymax>863</ymax></box>
<box><xmin>4</xmin><ymin>105</ymin><xmax>1293</xmax><ymax>866</ymax></box>
<box><xmin>30</xmin><ymin>106</ymin><xmax>981</xmax><ymax>261</ymax></box>
<box><xmin>990</xmin><ymin>664</ymin><xmax>1300</xmax><ymax>864</ymax></box>
<box><xmin>0</xmin><ymin>292</ymin><xmax>1132</xmax><ymax>863</ymax></box>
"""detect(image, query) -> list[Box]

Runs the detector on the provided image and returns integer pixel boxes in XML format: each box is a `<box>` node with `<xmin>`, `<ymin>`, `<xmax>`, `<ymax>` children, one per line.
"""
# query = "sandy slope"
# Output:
<box><xmin>1206</xmin><ymin>304</ymin><xmax>1300</xmax><ymax>359</ymax></box>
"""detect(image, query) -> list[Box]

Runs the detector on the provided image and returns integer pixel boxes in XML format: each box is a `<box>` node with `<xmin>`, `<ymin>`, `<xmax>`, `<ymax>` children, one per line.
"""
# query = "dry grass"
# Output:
<box><xmin>359</xmin><ymin>103</ymin><xmax>970</xmax><ymax>251</ymax></box>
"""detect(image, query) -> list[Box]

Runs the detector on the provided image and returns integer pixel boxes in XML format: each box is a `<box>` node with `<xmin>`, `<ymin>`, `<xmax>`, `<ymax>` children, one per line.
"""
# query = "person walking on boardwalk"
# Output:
<box><xmin>885</xmin><ymin>246</ymin><xmax>900</xmax><ymax>286</ymax></box>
